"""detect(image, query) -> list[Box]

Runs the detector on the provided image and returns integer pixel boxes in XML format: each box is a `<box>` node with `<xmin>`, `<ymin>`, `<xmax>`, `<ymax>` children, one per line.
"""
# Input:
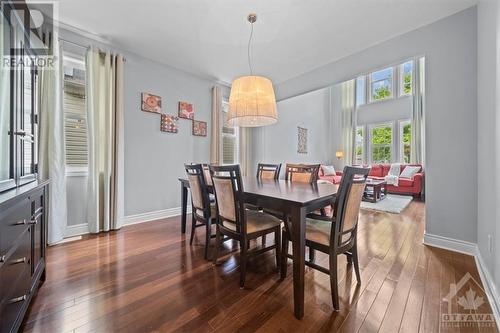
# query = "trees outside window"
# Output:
<box><xmin>370</xmin><ymin>124</ymin><xmax>393</xmax><ymax>163</ymax></box>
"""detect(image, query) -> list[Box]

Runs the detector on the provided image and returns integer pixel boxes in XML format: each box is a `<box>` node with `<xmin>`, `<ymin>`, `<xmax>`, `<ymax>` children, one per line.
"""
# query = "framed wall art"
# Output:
<box><xmin>178</xmin><ymin>101</ymin><xmax>194</xmax><ymax>119</ymax></box>
<box><xmin>141</xmin><ymin>92</ymin><xmax>162</xmax><ymax>114</ymax></box>
<box><xmin>160</xmin><ymin>114</ymin><xmax>179</xmax><ymax>133</ymax></box>
<box><xmin>297</xmin><ymin>126</ymin><xmax>308</xmax><ymax>154</ymax></box>
<box><xmin>192</xmin><ymin>120</ymin><xmax>207</xmax><ymax>137</ymax></box>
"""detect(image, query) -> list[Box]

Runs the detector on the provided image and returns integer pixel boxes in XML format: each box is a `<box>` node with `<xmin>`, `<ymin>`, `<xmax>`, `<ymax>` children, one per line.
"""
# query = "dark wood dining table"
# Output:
<box><xmin>178</xmin><ymin>176</ymin><xmax>338</xmax><ymax>319</ymax></box>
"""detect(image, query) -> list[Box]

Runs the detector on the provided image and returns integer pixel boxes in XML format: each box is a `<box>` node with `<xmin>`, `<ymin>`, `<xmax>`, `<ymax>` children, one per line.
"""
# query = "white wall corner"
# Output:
<box><xmin>423</xmin><ymin>232</ymin><xmax>500</xmax><ymax>328</ymax></box>
<box><xmin>121</xmin><ymin>206</ymin><xmax>192</xmax><ymax>226</ymax></box>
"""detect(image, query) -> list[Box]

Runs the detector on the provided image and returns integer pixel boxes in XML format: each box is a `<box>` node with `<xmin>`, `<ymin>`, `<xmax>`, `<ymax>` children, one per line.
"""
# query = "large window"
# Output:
<box><xmin>63</xmin><ymin>54</ymin><xmax>88</xmax><ymax>168</ymax></box>
<box><xmin>354</xmin><ymin>126</ymin><xmax>365</xmax><ymax>165</ymax></box>
<box><xmin>370</xmin><ymin>67</ymin><xmax>393</xmax><ymax>101</ymax></box>
<box><xmin>370</xmin><ymin>123</ymin><xmax>393</xmax><ymax>163</ymax></box>
<box><xmin>400</xmin><ymin>120</ymin><xmax>411</xmax><ymax>163</ymax></box>
<box><xmin>221</xmin><ymin>101</ymin><xmax>239</xmax><ymax>164</ymax></box>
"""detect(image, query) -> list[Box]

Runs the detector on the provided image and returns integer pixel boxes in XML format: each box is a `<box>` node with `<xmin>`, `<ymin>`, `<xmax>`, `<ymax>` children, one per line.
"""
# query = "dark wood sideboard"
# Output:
<box><xmin>0</xmin><ymin>180</ymin><xmax>49</xmax><ymax>333</ymax></box>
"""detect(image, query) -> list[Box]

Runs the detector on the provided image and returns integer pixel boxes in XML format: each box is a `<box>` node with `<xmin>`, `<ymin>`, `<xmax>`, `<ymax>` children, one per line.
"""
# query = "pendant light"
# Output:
<box><xmin>227</xmin><ymin>13</ymin><xmax>278</xmax><ymax>127</ymax></box>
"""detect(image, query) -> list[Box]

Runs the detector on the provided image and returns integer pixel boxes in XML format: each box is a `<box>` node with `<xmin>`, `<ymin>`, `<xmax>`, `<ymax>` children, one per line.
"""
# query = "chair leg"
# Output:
<box><xmin>280</xmin><ymin>230</ymin><xmax>289</xmax><ymax>280</ymax></box>
<box><xmin>240</xmin><ymin>237</ymin><xmax>248</xmax><ymax>289</ymax></box>
<box><xmin>189</xmin><ymin>214</ymin><xmax>196</xmax><ymax>245</ymax></box>
<box><xmin>213</xmin><ymin>225</ymin><xmax>221</xmax><ymax>266</ymax></box>
<box><xmin>352</xmin><ymin>243</ymin><xmax>361</xmax><ymax>284</ymax></box>
<box><xmin>262</xmin><ymin>234</ymin><xmax>266</xmax><ymax>246</ymax></box>
<box><xmin>204</xmin><ymin>219</ymin><xmax>211</xmax><ymax>260</ymax></box>
<box><xmin>309</xmin><ymin>248</ymin><xmax>316</xmax><ymax>263</ymax></box>
<box><xmin>329</xmin><ymin>254</ymin><xmax>340</xmax><ymax>311</ymax></box>
<box><xmin>346</xmin><ymin>252</ymin><xmax>352</xmax><ymax>264</ymax></box>
<box><xmin>275</xmin><ymin>227</ymin><xmax>281</xmax><ymax>269</ymax></box>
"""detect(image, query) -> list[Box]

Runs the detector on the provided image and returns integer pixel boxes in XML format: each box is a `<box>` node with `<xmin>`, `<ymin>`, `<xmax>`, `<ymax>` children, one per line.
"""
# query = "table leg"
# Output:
<box><xmin>291</xmin><ymin>206</ymin><xmax>306</xmax><ymax>319</ymax></box>
<box><xmin>181</xmin><ymin>183</ymin><xmax>188</xmax><ymax>234</ymax></box>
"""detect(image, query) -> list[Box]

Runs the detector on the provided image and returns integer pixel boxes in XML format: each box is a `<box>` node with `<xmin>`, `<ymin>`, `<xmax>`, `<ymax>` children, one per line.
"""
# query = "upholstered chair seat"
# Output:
<box><xmin>222</xmin><ymin>210</ymin><xmax>282</xmax><ymax>234</ymax></box>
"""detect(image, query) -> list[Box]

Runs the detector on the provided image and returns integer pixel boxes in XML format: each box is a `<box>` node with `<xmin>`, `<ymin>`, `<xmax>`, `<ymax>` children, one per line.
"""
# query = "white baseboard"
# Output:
<box><xmin>423</xmin><ymin>232</ymin><xmax>477</xmax><ymax>255</ymax></box>
<box><xmin>65</xmin><ymin>223</ymin><xmax>90</xmax><ymax>238</ymax></box>
<box><xmin>423</xmin><ymin>232</ymin><xmax>500</xmax><ymax>327</ymax></box>
<box><xmin>475</xmin><ymin>250</ymin><xmax>500</xmax><ymax>327</ymax></box>
<box><xmin>121</xmin><ymin>206</ymin><xmax>192</xmax><ymax>226</ymax></box>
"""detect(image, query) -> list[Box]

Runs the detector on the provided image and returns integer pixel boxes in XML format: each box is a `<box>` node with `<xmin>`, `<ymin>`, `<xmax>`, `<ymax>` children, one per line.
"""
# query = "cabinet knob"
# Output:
<box><xmin>13</xmin><ymin>219</ymin><xmax>27</xmax><ymax>225</ymax></box>
<box><xmin>0</xmin><ymin>255</ymin><xmax>5</xmax><ymax>263</ymax></box>
<box><xmin>11</xmin><ymin>257</ymin><xmax>27</xmax><ymax>264</ymax></box>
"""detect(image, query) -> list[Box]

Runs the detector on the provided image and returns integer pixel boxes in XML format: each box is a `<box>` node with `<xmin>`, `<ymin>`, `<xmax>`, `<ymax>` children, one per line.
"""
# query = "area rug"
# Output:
<box><xmin>360</xmin><ymin>194</ymin><xmax>413</xmax><ymax>214</ymax></box>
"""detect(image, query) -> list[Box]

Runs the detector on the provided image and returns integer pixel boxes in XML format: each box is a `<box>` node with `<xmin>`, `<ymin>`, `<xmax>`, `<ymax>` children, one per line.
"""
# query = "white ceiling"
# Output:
<box><xmin>57</xmin><ymin>0</ymin><xmax>477</xmax><ymax>85</ymax></box>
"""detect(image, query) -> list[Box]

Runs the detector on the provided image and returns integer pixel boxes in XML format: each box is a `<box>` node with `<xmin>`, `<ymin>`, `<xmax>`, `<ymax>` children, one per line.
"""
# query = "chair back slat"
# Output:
<box><xmin>210</xmin><ymin>165</ymin><xmax>246</xmax><ymax>234</ymax></box>
<box><xmin>285</xmin><ymin>163</ymin><xmax>320</xmax><ymax>184</ymax></box>
<box><xmin>331</xmin><ymin>166</ymin><xmax>369</xmax><ymax>248</ymax></box>
<box><xmin>202</xmin><ymin>164</ymin><xmax>213</xmax><ymax>185</ymax></box>
<box><xmin>256</xmin><ymin>163</ymin><xmax>281</xmax><ymax>180</ymax></box>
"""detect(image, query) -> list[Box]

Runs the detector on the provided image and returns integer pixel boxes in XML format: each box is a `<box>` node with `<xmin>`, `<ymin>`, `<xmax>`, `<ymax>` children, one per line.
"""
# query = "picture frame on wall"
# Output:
<box><xmin>297</xmin><ymin>126</ymin><xmax>308</xmax><ymax>154</ymax></box>
<box><xmin>178</xmin><ymin>101</ymin><xmax>194</xmax><ymax>119</ymax></box>
<box><xmin>192</xmin><ymin>120</ymin><xmax>207</xmax><ymax>137</ymax></box>
<box><xmin>160</xmin><ymin>114</ymin><xmax>179</xmax><ymax>133</ymax></box>
<box><xmin>141</xmin><ymin>92</ymin><xmax>162</xmax><ymax>114</ymax></box>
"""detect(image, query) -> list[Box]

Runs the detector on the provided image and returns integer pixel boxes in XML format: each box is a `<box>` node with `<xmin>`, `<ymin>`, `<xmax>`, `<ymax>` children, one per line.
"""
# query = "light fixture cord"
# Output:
<box><xmin>247</xmin><ymin>21</ymin><xmax>254</xmax><ymax>76</ymax></box>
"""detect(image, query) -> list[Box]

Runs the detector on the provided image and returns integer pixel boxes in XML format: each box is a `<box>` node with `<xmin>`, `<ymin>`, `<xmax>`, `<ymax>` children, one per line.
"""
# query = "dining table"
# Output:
<box><xmin>178</xmin><ymin>176</ymin><xmax>338</xmax><ymax>319</ymax></box>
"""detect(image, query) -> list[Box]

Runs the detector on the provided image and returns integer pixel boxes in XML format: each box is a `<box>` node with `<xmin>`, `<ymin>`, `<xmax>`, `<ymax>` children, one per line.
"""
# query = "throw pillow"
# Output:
<box><xmin>400</xmin><ymin>166</ymin><xmax>421</xmax><ymax>178</ymax></box>
<box><xmin>321</xmin><ymin>165</ymin><xmax>336</xmax><ymax>176</ymax></box>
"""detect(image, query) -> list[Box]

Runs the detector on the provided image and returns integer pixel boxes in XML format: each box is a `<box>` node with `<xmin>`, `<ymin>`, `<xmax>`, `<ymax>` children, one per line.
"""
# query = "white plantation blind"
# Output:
<box><xmin>64</xmin><ymin>86</ymin><xmax>87</xmax><ymax>166</ymax></box>
<box><xmin>221</xmin><ymin>101</ymin><xmax>238</xmax><ymax>164</ymax></box>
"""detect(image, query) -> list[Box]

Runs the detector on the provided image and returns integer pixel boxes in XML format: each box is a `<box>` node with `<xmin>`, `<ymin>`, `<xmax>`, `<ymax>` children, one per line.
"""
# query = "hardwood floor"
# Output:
<box><xmin>21</xmin><ymin>201</ymin><xmax>498</xmax><ymax>332</ymax></box>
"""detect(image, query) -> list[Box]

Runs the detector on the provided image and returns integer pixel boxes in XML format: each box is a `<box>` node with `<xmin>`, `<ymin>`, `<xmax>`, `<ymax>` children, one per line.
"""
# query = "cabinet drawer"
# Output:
<box><xmin>0</xmin><ymin>265</ymin><xmax>30</xmax><ymax>333</ymax></box>
<box><xmin>0</xmin><ymin>198</ymin><xmax>30</xmax><ymax>256</ymax></box>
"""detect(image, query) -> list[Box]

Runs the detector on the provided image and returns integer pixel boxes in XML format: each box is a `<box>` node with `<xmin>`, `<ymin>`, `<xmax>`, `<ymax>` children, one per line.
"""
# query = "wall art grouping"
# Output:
<box><xmin>297</xmin><ymin>126</ymin><xmax>308</xmax><ymax>154</ymax></box>
<box><xmin>140</xmin><ymin>92</ymin><xmax>206</xmax><ymax>137</ymax></box>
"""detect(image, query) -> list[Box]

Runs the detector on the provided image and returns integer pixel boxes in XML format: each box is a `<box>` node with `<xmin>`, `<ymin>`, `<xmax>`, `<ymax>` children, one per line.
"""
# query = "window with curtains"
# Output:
<box><xmin>63</xmin><ymin>53</ymin><xmax>88</xmax><ymax>168</ymax></box>
<box><xmin>221</xmin><ymin>100</ymin><xmax>239</xmax><ymax>164</ymax></box>
<box><xmin>400</xmin><ymin>120</ymin><xmax>411</xmax><ymax>163</ymax></box>
<box><xmin>354</xmin><ymin>126</ymin><xmax>365</xmax><ymax>165</ymax></box>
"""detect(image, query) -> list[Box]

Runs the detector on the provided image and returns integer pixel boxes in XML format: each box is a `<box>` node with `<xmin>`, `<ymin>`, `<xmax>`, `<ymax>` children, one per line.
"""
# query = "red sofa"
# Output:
<box><xmin>318</xmin><ymin>167</ymin><xmax>343</xmax><ymax>184</ymax></box>
<box><xmin>319</xmin><ymin>164</ymin><xmax>424</xmax><ymax>196</ymax></box>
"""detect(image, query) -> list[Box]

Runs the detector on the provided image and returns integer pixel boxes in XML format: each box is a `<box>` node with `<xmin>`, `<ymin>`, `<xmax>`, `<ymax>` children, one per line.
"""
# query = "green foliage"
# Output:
<box><xmin>372</xmin><ymin>127</ymin><xmax>392</xmax><ymax>145</ymax></box>
<box><xmin>403</xmin><ymin>73</ymin><xmax>412</xmax><ymax>94</ymax></box>
<box><xmin>372</xmin><ymin>85</ymin><xmax>391</xmax><ymax>100</ymax></box>
<box><xmin>371</xmin><ymin>126</ymin><xmax>392</xmax><ymax>163</ymax></box>
<box><xmin>402</xmin><ymin>123</ymin><xmax>411</xmax><ymax>163</ymax></box>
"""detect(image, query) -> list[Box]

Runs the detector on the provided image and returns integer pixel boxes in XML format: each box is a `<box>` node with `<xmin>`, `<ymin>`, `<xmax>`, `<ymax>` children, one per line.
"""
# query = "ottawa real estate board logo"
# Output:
<box><xmin>442</xmin><ymin>272</ymin><xmax>496</xmax><ymax>329</ymax></box>
<box><xmin>1</xmin><ymin>1</ymin><xmax>58</xmax><ymax>70</ymax></box>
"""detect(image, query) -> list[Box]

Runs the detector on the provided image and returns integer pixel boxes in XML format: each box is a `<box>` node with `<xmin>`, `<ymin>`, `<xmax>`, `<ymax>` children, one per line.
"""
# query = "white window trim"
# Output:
<box><xmin>399</xmin><ymin>61</ymin><xmax>414</xmax><ymax>97</ymax></box>
<box><xmin>368</xmin><ymin>67</ymin><xmax>395</xmax><ymax>104</ymax></box>
<box><xmin>367</xmin><ymin>122</ymin><xmax>395</xmax><ymax>164</ymax></box>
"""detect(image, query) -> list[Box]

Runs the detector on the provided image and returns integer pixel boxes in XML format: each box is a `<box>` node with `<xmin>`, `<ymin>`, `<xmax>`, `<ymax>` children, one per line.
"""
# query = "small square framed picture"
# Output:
<box><xmin>192</xmin><ymin>120</ymin><xmax>207</xmax><ymax>137</ymax></box>
<box><xmin>178</xmin><ymin>101</ymin><xmax>194</xmax><ymax>119</ymax></box>
<box><xmin>161</xmin><ymin>114</ymin><xmax>179</xmax><ymax>133</ymax></box>
<box><xmin>141</xmin><ymin>92</ymin><xmax>162</xmax><ymax>113</ymax></box>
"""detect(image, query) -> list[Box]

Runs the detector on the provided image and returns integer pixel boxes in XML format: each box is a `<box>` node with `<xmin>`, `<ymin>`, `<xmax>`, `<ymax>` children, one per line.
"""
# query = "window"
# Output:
<box><xmin>63</xmin><ymin>54</ymin><xmax>88</xmax><ymax>168</ymax></box>
<box><xmin>400</xmin><ymin>120</ymin><xmax>411</xmax><ymax>163</ymax></box>
<box><xmin>400</xmin><ymin>61</ymin><xmax>413</xmax><ymax>96</ymax></box>
<box><xmin>370</xmin><ymin>123</ymin><xmax>393</xmax><ymax>163</ymax></box>
<box><xmin>354</xmin><ymin>126</ymin><xmax>365</xmax><ymax>165</ymax></box>
<box><xmin>370</xmin><ymin>67</ymin><xmax>393</xmax><ymax>101</ymax></box>
<box><xmin>355</xmin><ymin>76</ymin><xmax>365</xmax><ymax>106</ymax></box>
<box><xmin>221</xmin><ymin>101</ymin><xmax>239</xmax><ymax>164</ymax></box>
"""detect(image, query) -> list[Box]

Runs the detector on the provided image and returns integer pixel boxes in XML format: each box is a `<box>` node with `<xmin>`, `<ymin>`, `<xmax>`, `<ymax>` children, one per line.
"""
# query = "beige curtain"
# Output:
<box><xmin>411</xmin><ymin>57</ymin><xmax>425</xmax><ymax>165</ymax></box>
<box><xmin>239</xmin><ymin>128</ymin><xmax>252</xmax><ymax>176</ymax></box>
<box><xmin>210</xmin><ymin>86</ymin><xmax>222</xmax><ymax>164</ymax></box>
<box><xmin>86</xmin><ymin>47</ymin><xmax>124</xmax><ymax>233</ymax></box>
<box><xmin>340</xmin><ymin>79</ymin><xmax>356</xmax><ymax>166</ymax></box>
<box><xmin>38</xmin><ymin>34</ymin><xmax>68</xmax><ymax>244</ymax></box>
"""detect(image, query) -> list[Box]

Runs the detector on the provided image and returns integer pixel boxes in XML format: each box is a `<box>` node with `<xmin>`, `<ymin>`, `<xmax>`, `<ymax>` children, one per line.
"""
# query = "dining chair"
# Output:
<box><xmin>184</xmin><ymin>163</ymin><xmax>217</xmax><ymax>259</ymax></box>
<box><xmin>256</xmin><ymin>163</ymin><xmax>282</xmax><ymax>180</ymax></box>
<box><xmin>284</xmin><ymin>163</ymin><xmax>320</xmax><ymax>183</ymax></box>
<box><xmin>210</xmin><ymin>164</ymin><xmax>282</xmax><ymax>288</ymax></box>
<box><xmin>281</xmin><ymin>166</ymin><xmax>369</xmax><ymax>310</ymax></box>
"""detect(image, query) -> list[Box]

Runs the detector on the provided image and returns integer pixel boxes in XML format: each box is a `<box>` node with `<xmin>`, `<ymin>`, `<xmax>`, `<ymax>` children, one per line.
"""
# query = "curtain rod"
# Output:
<box><xmin>59</xmin><ymin>38</ymin><xmax>127</xmax><ymax>62</ymax></box>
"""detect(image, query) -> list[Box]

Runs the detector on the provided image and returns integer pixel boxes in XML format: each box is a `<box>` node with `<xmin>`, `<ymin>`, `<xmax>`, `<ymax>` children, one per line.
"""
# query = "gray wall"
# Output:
<box><xmin>274</xmin><ymin>7</ymin><xmax>478</xmax><ymax>244</ymax></box>
<box><xmin>59</xmin><ymin>28</ymin><xmax>225</xmax><ymax>226</ymax></box>
<box><xmin>477</xmin><ymin>0</ymin><xmax>500</xmax><ymax>305</ymax></box>
<box><xmin>251</xmin><ymin>87</ymin><xmax>332</xmax><ymax>177</ymax></box>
